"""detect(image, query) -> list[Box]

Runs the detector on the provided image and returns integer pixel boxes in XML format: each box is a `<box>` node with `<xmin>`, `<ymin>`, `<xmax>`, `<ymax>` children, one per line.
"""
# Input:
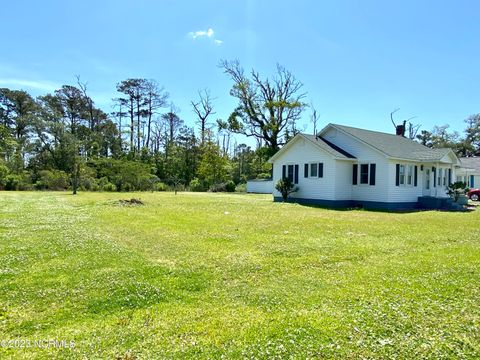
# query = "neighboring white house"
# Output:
<box><xmin>268</xmin><ymin>123</ymin><xmax>461</xmax><ymax>210</ymax></box>
<box><xmin>457</xmin><ymin>157</ymin><xmax>480</xmax><ymax>189</ymax></box>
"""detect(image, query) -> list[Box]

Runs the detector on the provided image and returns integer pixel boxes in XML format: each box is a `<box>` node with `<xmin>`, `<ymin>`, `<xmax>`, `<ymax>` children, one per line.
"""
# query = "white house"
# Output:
<box><xmin>268</xmin><ymin>123</ymin><xmax>461</xmax><ymax>210</ymax></box>
<box><xmin>456</xmin><ymin>157</ymin><xmax>480</xmax><ymax>189</ymax></box>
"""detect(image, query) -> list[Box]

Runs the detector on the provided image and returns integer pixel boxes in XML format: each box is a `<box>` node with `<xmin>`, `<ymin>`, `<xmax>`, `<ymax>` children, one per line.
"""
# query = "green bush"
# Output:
<box><xmin>97</xmin><ymin>176</ymin><xmax>117</xmax><ymax>192</ymax></box>
<box><xmin>225</xmin><ymin>180</ymin><xmax>236</xmax><ymax>192</ymax></box>
<box><xmin>209</xmin><ymin>183</ymin><xmax>226</xmax><ymax>192</ymax></box>
<box><xmin>34</xmin><ymin>170</ymin><xmax>69</xmax><ymax>190</ymax></box>
<box><xmin>0</xmin><ymin>162</ymin><xmax>9</xmax><ymax>189</ymax></box>
<box><xmin>256</xmin><ymin>172</ymin><xmax>272</xmax><ymax>180</ymax></box>
<box><xmin>102</xmin><ymin>182</ymin><xmax>117</xmax><ymax>192</ymax></box>
<box><xmin>155</xmin><ymin>182</ymin><xmax>167</xmax><ymax>191</ymax></box>
<box><xmin>5</xmin><ymin>172</ymin><xmax>33</xmax><ymax>191</ymax></box>
<box><xmin>80</xmin><ymin>166</ymin><xmax>98</xmax><ymax>191</ymax></box>
<box><xmin>275</xmin><ymin>178</ymin><xmax>297</xmax><ymax>201</ymax></box>
<box><xmin>89</xmin><ymin>158</ymin><xmax>157</xmax><ymax>192</ymax></box>
<box><xmin>5</xmin><ymin>174</ymin><xmax>21</xmax><ymax>190</ymax></box>
<box><xmin>235</xmin><ymin>183</ymin><xmax>247</xmax><ymax>192</ymax></box>
<box><xmin>80</xmin><ymin>176</ymin><xmax>99</xmax><ymax>191</ymax></box>
<box><xmin>189</xmin><ymin>178</ymin><xmax>206</xmax><ymax>192</ymax></box>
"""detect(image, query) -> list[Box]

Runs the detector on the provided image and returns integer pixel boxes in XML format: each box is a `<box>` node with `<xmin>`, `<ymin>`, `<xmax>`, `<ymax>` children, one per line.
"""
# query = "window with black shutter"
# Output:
<box><xmin>369</xmin><ymin>164</ymin><xmax>376</xmax><ymax>185</ymax></box>
<box><xmin>304</xmin><ymin>164</ymin><xmax>308</xmax><ymax>178</ymax></box>
<box><xmin>287</xmin><ymin>165</ymin><xmax>294</xmax><ymax>182</ymax></box>
<box><xmin>318</xmin><ymin>163</ymin><xmax>324</xmax><ymax>178</ymax></box>
<box><xmin>294</xmin><ymin>164</ymin><xmax>299</xmax><ymax>184</ymax></box>
<box><xmin>282</xmin><ymin>165</ymin><xmax>286</xmax><ymax>179</ymax></box>
<box><xmin>360</xmin><ymin>164</ymin><xmax>369</xmax><ymax>184</ymax></box>
<box><xmin>353</xmin><ymin>164</ymin><xmax>358</xmax><ymax>185</ymax></box>
<box><xmin>395</xmin><ymin>164</ymin><xmax>400</xmax><ymax>186</ymax></box>
<box><xmin>414</xmin><ymin>166</ymin><xmax>418</xmax><ymax>187</ymax></box>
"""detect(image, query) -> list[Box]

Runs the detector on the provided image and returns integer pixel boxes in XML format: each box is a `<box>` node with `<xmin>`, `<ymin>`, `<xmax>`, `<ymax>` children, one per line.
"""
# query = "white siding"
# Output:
<box><xmin>323</xmin><ymin>127</ymin><xmax>391</xmax><ymax>203</ymax></box>
<box><xmin>272</xmin><ymin>137</ymin><xmax>337</xmax><ymax>200</ymax></box>
<box><xmin>387</xmin><ymin>162</ymin><xmax>455</xmax><ymax>202</ymax></box>
<box><xmin>246</xmin><ymin>180</ymin><xmax>273</xmax><ymax>194</ymax></box>
<box><xmin>334</xmin><ymin>161</ymin><xmax>353</xmax><ymax>200</ymax></box>
<box><xmin>387</xmin><ymin>161</ymin><xmax>423</xmax><ymax>202</ymax></box>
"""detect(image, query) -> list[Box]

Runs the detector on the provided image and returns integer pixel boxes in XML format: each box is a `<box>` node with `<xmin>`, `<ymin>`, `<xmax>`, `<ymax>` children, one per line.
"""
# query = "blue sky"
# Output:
<box><xmin>1</xmin><ymin>0</ymin><xmax>479</xmax><ymax>139</ymax></box>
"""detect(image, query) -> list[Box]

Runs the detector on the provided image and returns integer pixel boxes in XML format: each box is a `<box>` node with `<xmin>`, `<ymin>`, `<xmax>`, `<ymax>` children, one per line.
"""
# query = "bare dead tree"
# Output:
<box><xmin>162</xmin><ymin>104</ymin><xmax>184</xmax><ymax>145</ymax></box>
<box><xmin>390</xmin><ymin>108</ymin><xmax>420</xmax><ymax>139</ymax></box>
<box><xmin>310</xmin><ymin>102</ymin><xmax>320</xmax><ymax>135</ymax></box>
<box><xmin>191</xmin><ymin>89</ymin><xmax>215</xmax><ymax>145</ymax></box>
<box><xmin>111</xmin><ymin>99</ymin><xmax>126</xmax><ymax>144</ymax></box>
<box><xmin>220</xmin><ymin>59</ymin><xmax>306</xmax><ymax>153</ymax></box>
<box><xmin>144</xmin><ymin>80</ymin><xmax>169</xmax><ymax>149</ymax></box>
<box><xmin>407</xmin><ymin>121</ymin><xmax>421</xmax><ymax>140</ymax></box>
<box><xmin>76</xmin><ymin>75</ymin><xmax>95</xmax><ymax>131</ymax></box>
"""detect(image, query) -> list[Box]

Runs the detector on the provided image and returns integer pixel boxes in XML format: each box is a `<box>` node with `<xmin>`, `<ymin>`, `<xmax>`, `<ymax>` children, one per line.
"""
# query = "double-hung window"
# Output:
<box><xmin>353</xmin><ymin>163</ymin><xmax>376</xmax><ymax>186</ymax></box>
<box><xmin>304</xmin><ymin>162</ymin><xmax>324</xmax><ymax>178</ymax></box>
<box><xmin>287</xmin><ymin>165</ymin><xmax>294</xmax><ymax>182</ymax></box>
<box><xmin>406</xmin><ymin>165</ymin><xmax>413</xmax><ymax>185</ymax></box>
<box><xmin>282</xmin><ymin>164</ymin><xmax>299</xmax><ymax>184</ymax></box>
<box><xmin>360</xmin><ymin>164</ymin><xmax>369</xmax><ymax>184</ymax></box>
<box><xmin>399</xmin><ymin>165</ymin><xmax>406</xmax><ymax>185</ymax></box>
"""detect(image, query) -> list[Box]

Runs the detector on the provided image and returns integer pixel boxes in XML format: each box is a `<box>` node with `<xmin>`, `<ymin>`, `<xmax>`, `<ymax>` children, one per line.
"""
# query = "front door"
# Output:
<box><xmin>423</xmin><ymin>168</ymin><xmax>431</xmax><ymax>196</ymax></box>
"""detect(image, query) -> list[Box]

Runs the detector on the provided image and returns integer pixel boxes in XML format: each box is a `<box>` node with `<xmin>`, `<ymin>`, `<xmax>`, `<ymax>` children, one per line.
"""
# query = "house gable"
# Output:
<box><xmin>268</xmin><ymin>133</ymin><xmax>355</xmax><ymax>164</ymax></box>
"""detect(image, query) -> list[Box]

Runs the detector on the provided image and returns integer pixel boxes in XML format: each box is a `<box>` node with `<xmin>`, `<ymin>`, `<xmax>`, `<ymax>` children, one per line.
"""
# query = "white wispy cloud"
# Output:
<box><xmin>0</xmin><ymin>78</ymin><xmax>59</xmax><ymax>92</ymax></box>
<box><xmin>188</xmin><ymin>28</ymin><xmax>223</xmax><ymax>45</ymax></box>
<box><xmin>189</xmin><ymin>28</ymin><xmax>214</xmax><ymax>39</ymax></box>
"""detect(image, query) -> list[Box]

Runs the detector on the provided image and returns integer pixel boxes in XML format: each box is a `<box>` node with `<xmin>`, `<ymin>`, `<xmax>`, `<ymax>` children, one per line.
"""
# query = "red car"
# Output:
<box><xmin>468</xmin><ymin>188</ymin><xmax>480</xmax><ymax>201</ymax></box>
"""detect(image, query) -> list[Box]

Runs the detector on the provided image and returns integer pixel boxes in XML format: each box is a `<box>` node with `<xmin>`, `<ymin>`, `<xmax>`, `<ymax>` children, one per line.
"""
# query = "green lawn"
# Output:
<box><xmin>0</xmin><ymin>192</ymin><xmax>479</xmax><ymax>359</ymax></box>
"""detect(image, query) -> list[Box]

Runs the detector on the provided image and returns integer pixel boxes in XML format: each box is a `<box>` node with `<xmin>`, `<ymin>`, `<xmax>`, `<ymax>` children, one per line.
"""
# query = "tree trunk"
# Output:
<box><xmin>136</xmin><ymin>98</ymin><xmax>141</xmax><ymax>152</ymax></box>
<box><xmin>146</xmin><ymin>96</ymin><xmax>152</xmax><ymax>149</ymax></box>
<box><xmin>130</xmin><ymin>98</ymin><xmax>134</xmax><ymax>152</ymax></box>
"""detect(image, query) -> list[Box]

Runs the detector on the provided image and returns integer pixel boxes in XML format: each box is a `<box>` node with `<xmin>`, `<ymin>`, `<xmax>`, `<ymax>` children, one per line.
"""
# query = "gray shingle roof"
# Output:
<box><xmin>459</xmin><ymin>157</ymin><xmax>480</xmax><ymax>172</ymax></box>
<box><xmin>329</xmin><ymin>124</ymin><xmax>454</xmax><ymax>162</ymax></box>
<box><xmin>301</xmin><ymin>134</ymin><xmax>356</xmax><ymax>159</ymax></box>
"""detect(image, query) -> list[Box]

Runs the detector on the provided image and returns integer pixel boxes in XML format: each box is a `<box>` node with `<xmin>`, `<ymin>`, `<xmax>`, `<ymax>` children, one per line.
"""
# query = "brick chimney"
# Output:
<box><xmin>395</xmin><ymin>120</ymin><xmax>406</xmax><ymax>137</ymax></box>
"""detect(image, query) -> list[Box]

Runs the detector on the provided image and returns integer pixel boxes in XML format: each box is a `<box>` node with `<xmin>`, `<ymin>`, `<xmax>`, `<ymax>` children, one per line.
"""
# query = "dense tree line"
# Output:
<box><xmin>1</xmin><ymin>62</ymin><xmax>479</xmax><ymax>192</ymax></box>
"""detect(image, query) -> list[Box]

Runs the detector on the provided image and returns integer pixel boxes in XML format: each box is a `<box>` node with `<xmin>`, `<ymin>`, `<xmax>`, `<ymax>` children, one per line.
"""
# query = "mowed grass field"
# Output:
<box><xmin>0</xmin><ymin>192</ymin><xmax>479</xmax><ymax>359</ymax></box>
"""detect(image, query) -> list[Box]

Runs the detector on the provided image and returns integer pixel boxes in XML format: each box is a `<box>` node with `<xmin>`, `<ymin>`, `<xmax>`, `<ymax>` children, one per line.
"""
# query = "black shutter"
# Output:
<box><xmin>414</xmin><ymin>166</ymin><xmax>418</xmax><ymax>187</ymax></box>
<box><xmin>352</xmin><ymin>164</ymin><xmax>358</xmax><ymax>185</ymax></box>
<box><xmin>304</xmin><ymin>163</ymin><xmax>308</xmax><ymax>178</ymax></box>
<box><xmin>448</xmin><ymin>168</ymin><xmax>452</xmax><ymax>185</ymax></box>
<box><xmin>294</xmin><ymin>164</ymin><xmax>299</xmax><ymax>184</ymax></box>
<box><xmin>395</xmin><ymin>164</ymin><xmax>400</xmax><ymax>186</ymax></box>
<box><xmin>282</xmin><ymin>165</ymin><xmax>286</xmax><ymax>179</ymax></box>
<box><xmin>433</xmin><ymin>167</ymin><xmax>436</xmax><ymax>187</ymax></box>
<box><xmin>318</xmin><ymin>163</ymin><xmax>323</xmax><ymax>178</ymax></box>
<box><xmin>369</xmin><ymin>164</ymin><xmax>376</xmax><ymax>185</ymax></box>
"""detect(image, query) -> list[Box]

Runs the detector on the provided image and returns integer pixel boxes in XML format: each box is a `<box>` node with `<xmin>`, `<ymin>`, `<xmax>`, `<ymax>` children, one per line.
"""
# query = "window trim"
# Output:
<box><xmin>354</xmin><ymin>162</ymin><xmax>375</xmax><ymax>186</ymax></box>
<box><xmin>310</xmin><ymin>162</ymin><xmax>318</xmax><ymax>178</ymax></box>
<box><xmin>282</xmin><ymin>163</ymin><xmax>299</xmax><ymax>184</ymax></box>
<box><xmin>399</xmin><ymin>164</ymin><xmax>406</xmax><ymax>186</ymax></box>
<box><xmin>360</xmin><ymin>163</ymin><xmax>369</xmax><ymax>184</ymax></box>
<box><xmin>396</xmin><ymin>163</ymin><xmax>416</xmax><ymax>187</ymax></box>
<box><xmin>406</xmin><ymin>165</ymin><xmax>413</xmax><ymax>186</ymax></box>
